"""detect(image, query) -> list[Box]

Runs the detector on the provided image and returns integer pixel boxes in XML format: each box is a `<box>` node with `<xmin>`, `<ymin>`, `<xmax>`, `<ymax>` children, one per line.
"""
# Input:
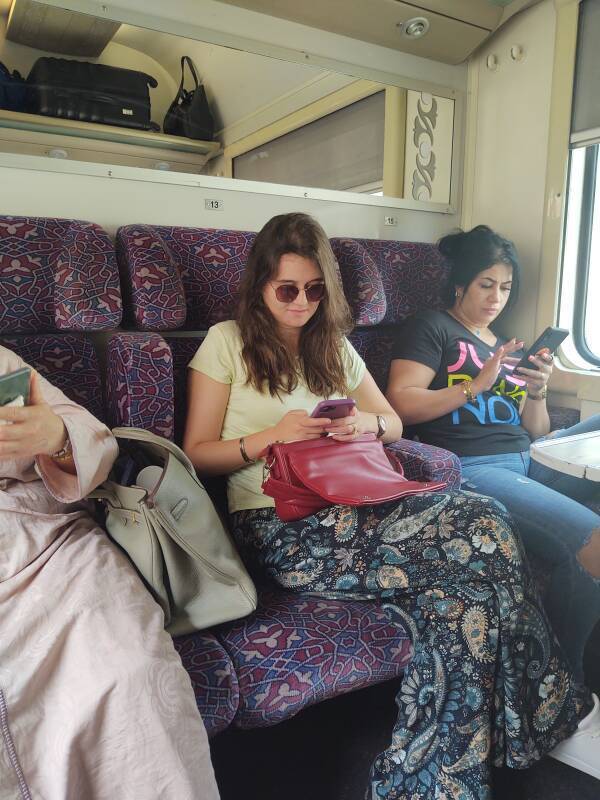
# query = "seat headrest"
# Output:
<box><xmin>0</xmin><ymin>216</ymin><xmax>121</xmax><ymax>333</ymax></box>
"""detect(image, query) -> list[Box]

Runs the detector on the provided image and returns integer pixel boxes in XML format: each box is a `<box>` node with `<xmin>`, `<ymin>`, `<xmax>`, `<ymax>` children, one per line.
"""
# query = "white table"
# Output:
<box><xmin>530</xmin><ymin>429</ymin><xmax>600</xmax><ymax>481</ymax></box>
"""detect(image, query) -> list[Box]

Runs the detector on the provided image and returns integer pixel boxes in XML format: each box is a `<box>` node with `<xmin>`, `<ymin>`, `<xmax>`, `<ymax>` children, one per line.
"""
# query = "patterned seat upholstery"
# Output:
<box><xmin>0</xmin><ymin>215</ymin><xmax>121</xmax><ymax>417</ymax></box>
<box><xmin>0</xmin><ymin>333</ymin><xmax>105</xmax><ymax>422</ymax></box>
<box><xmin>548</xmin><ymin>405</ymin><xmax>580</xmax><ymax>432</ymax></box>
<box><xmin>115</xmin><ymin>225</ymin><xmax>255</xmax><ymax>441</ymax></box>
<box><xmin>116</xmin><ymin>225</ymin><xmax>255</xmax><ymax>331</ymax></box>
<box><xmin>174</xmin><ymin>631</ymin><xmax>239</xmax><ymax>738</ymax></box>
<box><xmin>331</xmin><ymin>237</ymin><xmax>449</xmax><ymax>327</ymax></box>
<box><xmin>331</xmin><ymin>237</ymin><xmax>449</xmax><ymax>393</ymax></box>
<box><xmin>332</xmin><ymin>237</ymin><xmax>460</xmax><ymax>489</ymax></box>
<box><xmin>113</xmin><ymin>223</ymin><xmax>464</xmax><ymax>732</ymax></box>
<box><xmin>106</xmin><ymin>332</ymin><xmax>175</xmax><ymax>438</ymax></box>
<box><xmin>0</xmin><ymin>215</ymin><xmax>172</xmax><ymax>433</ymax></box>
<box><xmin>217</xmin><ymin>591</ymin><xmax>412</xmax><ymax>729</ymax></box>
<box><xmin>0</xmin><ymin>215</ymin><xmax>121</xmax><ymax>333</ymax></box>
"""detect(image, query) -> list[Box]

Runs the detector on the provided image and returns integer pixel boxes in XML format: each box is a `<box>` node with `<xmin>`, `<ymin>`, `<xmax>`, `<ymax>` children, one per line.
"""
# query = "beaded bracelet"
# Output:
<box><xmin>461</xmin><ymin>381</ymin><xmax>476</xmax><ymax>404</ymax></box>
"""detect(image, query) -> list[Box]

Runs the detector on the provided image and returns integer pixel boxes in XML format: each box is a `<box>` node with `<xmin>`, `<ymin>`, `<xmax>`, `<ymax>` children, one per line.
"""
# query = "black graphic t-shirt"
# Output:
<box><xmin>391</xmin><ymin>310</ymin><xmax>531</xmax><ymax>457</ymax></box>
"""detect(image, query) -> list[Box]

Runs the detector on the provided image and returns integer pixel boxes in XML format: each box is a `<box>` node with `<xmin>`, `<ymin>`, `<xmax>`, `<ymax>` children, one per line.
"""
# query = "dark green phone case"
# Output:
<box><xmin>0</xmin><ymin>367</ymin><xmax>31</xmax><ymax>406</ymax></box>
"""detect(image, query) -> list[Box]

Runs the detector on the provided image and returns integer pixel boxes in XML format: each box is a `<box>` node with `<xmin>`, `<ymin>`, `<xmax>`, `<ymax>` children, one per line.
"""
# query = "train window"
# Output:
<box><xmin>232</xmin><ymin>91</ymin><xmax>386</xmax><ymax>192</ymax></box>
<box><xmin>229</xmin><ymin>86</ymin><xmax>454</xmax><ymax>202</ymax></box>
<box><xmin>560</xmin><ymin>0</ymin><xmax>600</xmax><ymax>368</ymax></box>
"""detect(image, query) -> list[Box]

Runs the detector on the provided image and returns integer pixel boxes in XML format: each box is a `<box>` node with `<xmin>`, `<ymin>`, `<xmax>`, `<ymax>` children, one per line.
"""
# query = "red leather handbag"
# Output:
<box><xmin>261</xmin><ymin>434</ymin><xmax>446</xmax><ymax>522</ymax></box>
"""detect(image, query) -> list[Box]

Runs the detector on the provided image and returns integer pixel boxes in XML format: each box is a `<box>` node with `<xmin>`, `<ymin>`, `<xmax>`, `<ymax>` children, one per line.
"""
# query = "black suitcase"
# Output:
<box><xmin>26</xmin><ymin>57</ymin><xmax>159</xmax><ymax>131</ymax></box>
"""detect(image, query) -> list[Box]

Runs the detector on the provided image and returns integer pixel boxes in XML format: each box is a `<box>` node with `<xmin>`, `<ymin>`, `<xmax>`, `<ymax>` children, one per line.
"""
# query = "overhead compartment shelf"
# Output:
<box><xmin>0</xmin><ymin>109</ymin><xmax>221</xmax><ymax>173</ymax></box>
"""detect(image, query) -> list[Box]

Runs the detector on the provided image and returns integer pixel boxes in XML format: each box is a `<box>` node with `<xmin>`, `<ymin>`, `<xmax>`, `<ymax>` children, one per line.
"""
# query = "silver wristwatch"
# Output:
<box><xmin>375</xmin><ymin>414</ymin><xmax>387</xmax><ymax>439</ymax></box>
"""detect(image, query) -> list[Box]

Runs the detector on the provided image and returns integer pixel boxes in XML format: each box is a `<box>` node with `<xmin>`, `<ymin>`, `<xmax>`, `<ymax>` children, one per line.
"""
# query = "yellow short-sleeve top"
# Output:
<box><xmin>188</xmin><ymin>320</ymin><xmax>366</xmax><ymax>512</ymax></box>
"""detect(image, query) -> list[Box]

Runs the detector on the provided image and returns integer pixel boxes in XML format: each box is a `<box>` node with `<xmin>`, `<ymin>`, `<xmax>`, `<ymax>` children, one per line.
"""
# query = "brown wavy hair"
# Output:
<box><xmin>237</xmin><ymin>213</ymin><xmax>352</xmax><ymax>397</ymax></box>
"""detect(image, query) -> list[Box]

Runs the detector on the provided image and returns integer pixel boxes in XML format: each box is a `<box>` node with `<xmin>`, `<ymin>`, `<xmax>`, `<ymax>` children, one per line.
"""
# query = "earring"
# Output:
<box><xmin>455</xmin><ymin>290</ymin><xmax>461</xmax><ymax>298</ymax></box>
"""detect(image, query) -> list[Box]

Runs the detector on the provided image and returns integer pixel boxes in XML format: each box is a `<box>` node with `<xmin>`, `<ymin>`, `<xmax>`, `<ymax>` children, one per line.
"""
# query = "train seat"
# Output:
<box><xmin>331</xmin><ymin>235</ymin><xmax>462</xmax><ymax>486</ymax></box>
<box><xmin>174</xmin><ymin>630</ymin><xmax>240</xmax><ymax>737</ymax></box>
<box><xmin>215</xmin><ymin>590</ymin><xmax>412</xmax><ymax>729</ymax></box>
<box><xmin>0</xmin><ymin>214</ymin><xmax>120</xmax><ymax>418</ymax></box>
<box><xmin>115</xmin><ymin>222</ymin><xmax>461</xmax><ymax>730</ymax></box>
<box><xmin>0</xmin><ymin>214</ymin><xmax>238</xmax><ymax>739</ymax></box>
<box><xmin>115</xmin><ymin>224</ymin><xmax>254</xmax><ymax>442</ymax></box>
<box><xmin>331</xmin><ymin>236</ymin><xmax>449</xmax><ymax>392</ymax></box>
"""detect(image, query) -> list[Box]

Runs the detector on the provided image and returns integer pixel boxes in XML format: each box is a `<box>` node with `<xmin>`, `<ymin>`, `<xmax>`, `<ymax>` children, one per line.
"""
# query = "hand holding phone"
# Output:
<box><xmin>0</xmin><ymin>368</ymin><xmax>68</xmax><ymax>458</ymax></box>
<box><xmin>513</xmin><ymin>327</ymin><xmax>569</xmax><ymax>373</ymax></box>
<box><xmin>310</xmin><ymin>398</ymin><xmax>356</xmax><ymax>419</ymax></box>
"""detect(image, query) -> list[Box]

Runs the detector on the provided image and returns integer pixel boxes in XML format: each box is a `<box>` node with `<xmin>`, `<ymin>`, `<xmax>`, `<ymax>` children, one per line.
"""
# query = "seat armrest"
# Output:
<box><xmin>385</xmin><ymin>439</ymin><xmax>461</xmax><ymax>490</ymax></box>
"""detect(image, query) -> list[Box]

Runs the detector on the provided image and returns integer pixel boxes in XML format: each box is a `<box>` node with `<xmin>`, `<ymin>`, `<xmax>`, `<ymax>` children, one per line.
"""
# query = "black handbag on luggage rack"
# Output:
<box><xmin>163</xmin><ymin>56</ymin><xmax>214</xmax><ymax>141</ymax></box>
<box><xmin>0</xmin><ymin>61</ymin><xmax>26</xmax><ymax>112</ymax></box>
<box><xmin>26</xmin><ymin>57</ymin><xmax>159</xmax><ymax>132</ymax></box>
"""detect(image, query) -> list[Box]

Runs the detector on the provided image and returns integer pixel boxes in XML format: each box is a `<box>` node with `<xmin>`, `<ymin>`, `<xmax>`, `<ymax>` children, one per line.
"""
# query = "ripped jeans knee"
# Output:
<box><xmin>577</xmin><ymin>528</ymin><xmax>600</xmax><ymax>580</ymax></box>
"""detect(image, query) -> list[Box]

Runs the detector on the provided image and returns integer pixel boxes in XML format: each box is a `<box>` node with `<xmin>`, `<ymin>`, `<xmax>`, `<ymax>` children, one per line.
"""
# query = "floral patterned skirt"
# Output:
<box><xmin>230</xmin><ymin>490</ymin><xmax>591</xmax><ymax>800</ymax></box>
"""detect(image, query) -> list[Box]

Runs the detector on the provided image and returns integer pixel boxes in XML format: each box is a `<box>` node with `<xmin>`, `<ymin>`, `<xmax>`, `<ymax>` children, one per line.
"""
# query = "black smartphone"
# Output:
<box><xmin>0</xmin><ymin>367</ymin><xmax>31</xmax><ymax>406</ymax></box>
<box><xmin>514</xmin><ymin>327</ymin><xmax>569</xmax><ymax>372</ymax></box>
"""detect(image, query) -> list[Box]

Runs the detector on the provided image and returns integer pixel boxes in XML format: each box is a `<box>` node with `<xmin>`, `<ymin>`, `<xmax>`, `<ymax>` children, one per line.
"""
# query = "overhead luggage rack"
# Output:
<box><xmin>0</xmin><ymin>108</ymin><xmax>221</xmax><ymax>173</ymax></box>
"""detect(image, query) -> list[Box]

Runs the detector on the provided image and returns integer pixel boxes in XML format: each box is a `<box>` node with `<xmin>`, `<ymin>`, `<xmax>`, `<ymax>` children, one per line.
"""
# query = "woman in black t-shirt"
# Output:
<box><xmin>386</xmin><ymin>226</ymin><xmax>600</xmax><ymax>773</ymax></box>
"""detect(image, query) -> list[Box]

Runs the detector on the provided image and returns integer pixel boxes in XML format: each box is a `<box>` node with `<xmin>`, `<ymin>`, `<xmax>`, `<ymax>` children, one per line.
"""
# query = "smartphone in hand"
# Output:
<box><xmin>514</xmin><ymin>327</ymin><xmax>569</xmax><ymax>372</ymax></box>
<box><xmin>0</xmin><ymin>367</ymin><xmax>31</xmax><ymax>406</ymax></box>
<box><xmin>311</xmin><ymin>398</ymin><xmax>356</xmax><ymax>419</ymax></box>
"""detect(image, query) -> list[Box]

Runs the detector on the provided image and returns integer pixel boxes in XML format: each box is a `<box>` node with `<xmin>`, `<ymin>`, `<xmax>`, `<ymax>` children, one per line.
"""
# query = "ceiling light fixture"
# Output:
<box><xmin>397</xmin><ymin>16</ymin><xmax>430</xmax><ymax>39</ymax></box>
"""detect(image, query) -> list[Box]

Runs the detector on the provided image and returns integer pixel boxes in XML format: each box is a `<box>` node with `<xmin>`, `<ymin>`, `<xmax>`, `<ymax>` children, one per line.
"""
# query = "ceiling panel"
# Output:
<box><xmin>398</xmin><ymin>1</ymin><xmax>502</xmax><ymax>30</ymax></box>
<box><xmin>6</xmin><ymin>0</ymin><xmax>120</xmax><ymax>57</ymax></box>
<box><xmin>216</xmin><ymin>0</ymin><xmax>494</xmax><ymax>64</ymax></box>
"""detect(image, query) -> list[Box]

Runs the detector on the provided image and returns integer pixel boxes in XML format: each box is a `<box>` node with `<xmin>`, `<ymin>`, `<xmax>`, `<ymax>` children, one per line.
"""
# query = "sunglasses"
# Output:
<box><xmin>270</xmin><ymin>282</ymin><xmax>326</xmax><ymax>303</ymax></box>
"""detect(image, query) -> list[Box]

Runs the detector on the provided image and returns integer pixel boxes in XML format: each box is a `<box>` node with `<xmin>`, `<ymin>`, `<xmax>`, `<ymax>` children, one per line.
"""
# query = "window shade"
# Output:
<box><xmin>572</xmin><ymin>0</ymin><xmax>600</xmax><ymax>138</ymax></box>
<box><xmin>233</xmin><ymin>91</ymin><xmax>385</xmax><ymax>191</ymax></box>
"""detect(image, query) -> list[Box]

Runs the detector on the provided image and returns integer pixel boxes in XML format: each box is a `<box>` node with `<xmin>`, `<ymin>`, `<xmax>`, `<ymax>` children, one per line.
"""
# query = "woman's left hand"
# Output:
<box><xmin>0</xmin><ymin>371</ymin><xmax>67</xmax><ymax>459</ymax></box>
<box><xmin>325</xmin><ymin>407</ymin><xmax>374</xmax><ymax>441</ymax></box>
<box><xmin>512</xmin><ymin>347</ymin><xmax>554</xmax><ymax>397</ymax></box>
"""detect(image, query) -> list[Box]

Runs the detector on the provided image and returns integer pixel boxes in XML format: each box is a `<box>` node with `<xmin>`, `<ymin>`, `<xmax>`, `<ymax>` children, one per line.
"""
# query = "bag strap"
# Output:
<box><xmin>179</xmin><ymin>56</ymin><xmax>200</xmax><ymax>92</ymax></box>
<box><xmin>111</xmin><ymin>427</ymin><xmax>197</xmax><ymax>478</ymax></box>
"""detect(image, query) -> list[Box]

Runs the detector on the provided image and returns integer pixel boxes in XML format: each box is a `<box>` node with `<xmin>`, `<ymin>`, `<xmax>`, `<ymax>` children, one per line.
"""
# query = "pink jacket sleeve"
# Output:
<box><xmin>0</xmin><ymin>346</ymin><xmax>118</xmax><ymax>502</ymax></box>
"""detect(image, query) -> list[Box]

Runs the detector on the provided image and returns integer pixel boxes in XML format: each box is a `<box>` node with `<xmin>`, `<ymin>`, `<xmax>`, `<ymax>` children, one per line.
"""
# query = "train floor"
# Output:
<box><xmin>210</xmin><ymin>627</ymin><xmax>600</xmax><ymax>800</ymax></box>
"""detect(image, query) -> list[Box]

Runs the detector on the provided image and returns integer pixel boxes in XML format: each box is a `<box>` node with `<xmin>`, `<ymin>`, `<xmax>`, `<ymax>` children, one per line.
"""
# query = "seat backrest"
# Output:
<box><xmin>116</xmin><ymin>225</ymin><xmax>451</xmax><ymax>435</ymax></box>
<box><xmin>331</xmin><ymin>237</ymin><xmax>449</xmax><ymax>326</ymax></box>
<box><xmin>116</xmin><ymin>224</ymin><xmax>256</xmax><ymax>442</ymax></box>
<box><xmin>116</xmin><ymin>224</ymin><xmax>255</xmax><ymax>332</ymax></box>
<box><xmin>331</xmin><ymin>237</ymin><xmax>449</xmax><ymax>392</ymax></box>
<box><xmin>0</xmin><ymin>215</ymin><xmax>122</xmax><ymax>420</ymax></box>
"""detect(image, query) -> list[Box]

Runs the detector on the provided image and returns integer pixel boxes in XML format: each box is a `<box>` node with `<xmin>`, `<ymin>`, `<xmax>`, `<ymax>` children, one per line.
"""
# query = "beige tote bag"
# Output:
<box><xmin>90</xmin><ymin>427</ymin><xmax>257</xmax><ymax>636</ymax></box>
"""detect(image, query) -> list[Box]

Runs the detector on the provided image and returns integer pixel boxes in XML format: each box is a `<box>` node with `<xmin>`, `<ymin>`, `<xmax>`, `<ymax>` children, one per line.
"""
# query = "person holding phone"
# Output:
<box><xmin>184</xmin><ymin>212</ymin><xmax>599</xmax><ymax>797</ymax></box>
<box><xmin>0</xmin><ymin>351</ymin><xmax>219</xmax><ymax>799</ymax></box>
<box><xmin>386</xmin><ymin>225</ymin><xmax>600</xmax><ymax>696</ymax></box>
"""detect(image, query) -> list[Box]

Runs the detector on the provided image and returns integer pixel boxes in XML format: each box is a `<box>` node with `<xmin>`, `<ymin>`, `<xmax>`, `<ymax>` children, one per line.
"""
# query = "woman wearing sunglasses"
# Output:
<box><xmin>184</xmin><ymin>212</ymin><xmax>595</xmax><ymax>799</ymax></box>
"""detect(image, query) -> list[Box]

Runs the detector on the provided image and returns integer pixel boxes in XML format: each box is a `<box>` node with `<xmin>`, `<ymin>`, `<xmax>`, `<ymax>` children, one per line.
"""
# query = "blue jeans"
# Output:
<box><xmin>460</xmin><ymin>414</ymin><xmax>600</xmax><ymax>682</ymax></box>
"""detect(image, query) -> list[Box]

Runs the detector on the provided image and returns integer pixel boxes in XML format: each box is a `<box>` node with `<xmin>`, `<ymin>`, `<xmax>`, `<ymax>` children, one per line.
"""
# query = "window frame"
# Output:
<box><xmin>569</xmin><ymin>143</ymin><xmax>600</xmax><ymax>367</ymax></box>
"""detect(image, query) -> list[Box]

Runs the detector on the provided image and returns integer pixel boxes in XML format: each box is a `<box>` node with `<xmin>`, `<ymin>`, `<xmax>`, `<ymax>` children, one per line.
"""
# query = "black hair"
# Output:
<box><xmin>438</xmin><ymin>225</ymin><xmax>521</xmax><ymax>313</ymax></box>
